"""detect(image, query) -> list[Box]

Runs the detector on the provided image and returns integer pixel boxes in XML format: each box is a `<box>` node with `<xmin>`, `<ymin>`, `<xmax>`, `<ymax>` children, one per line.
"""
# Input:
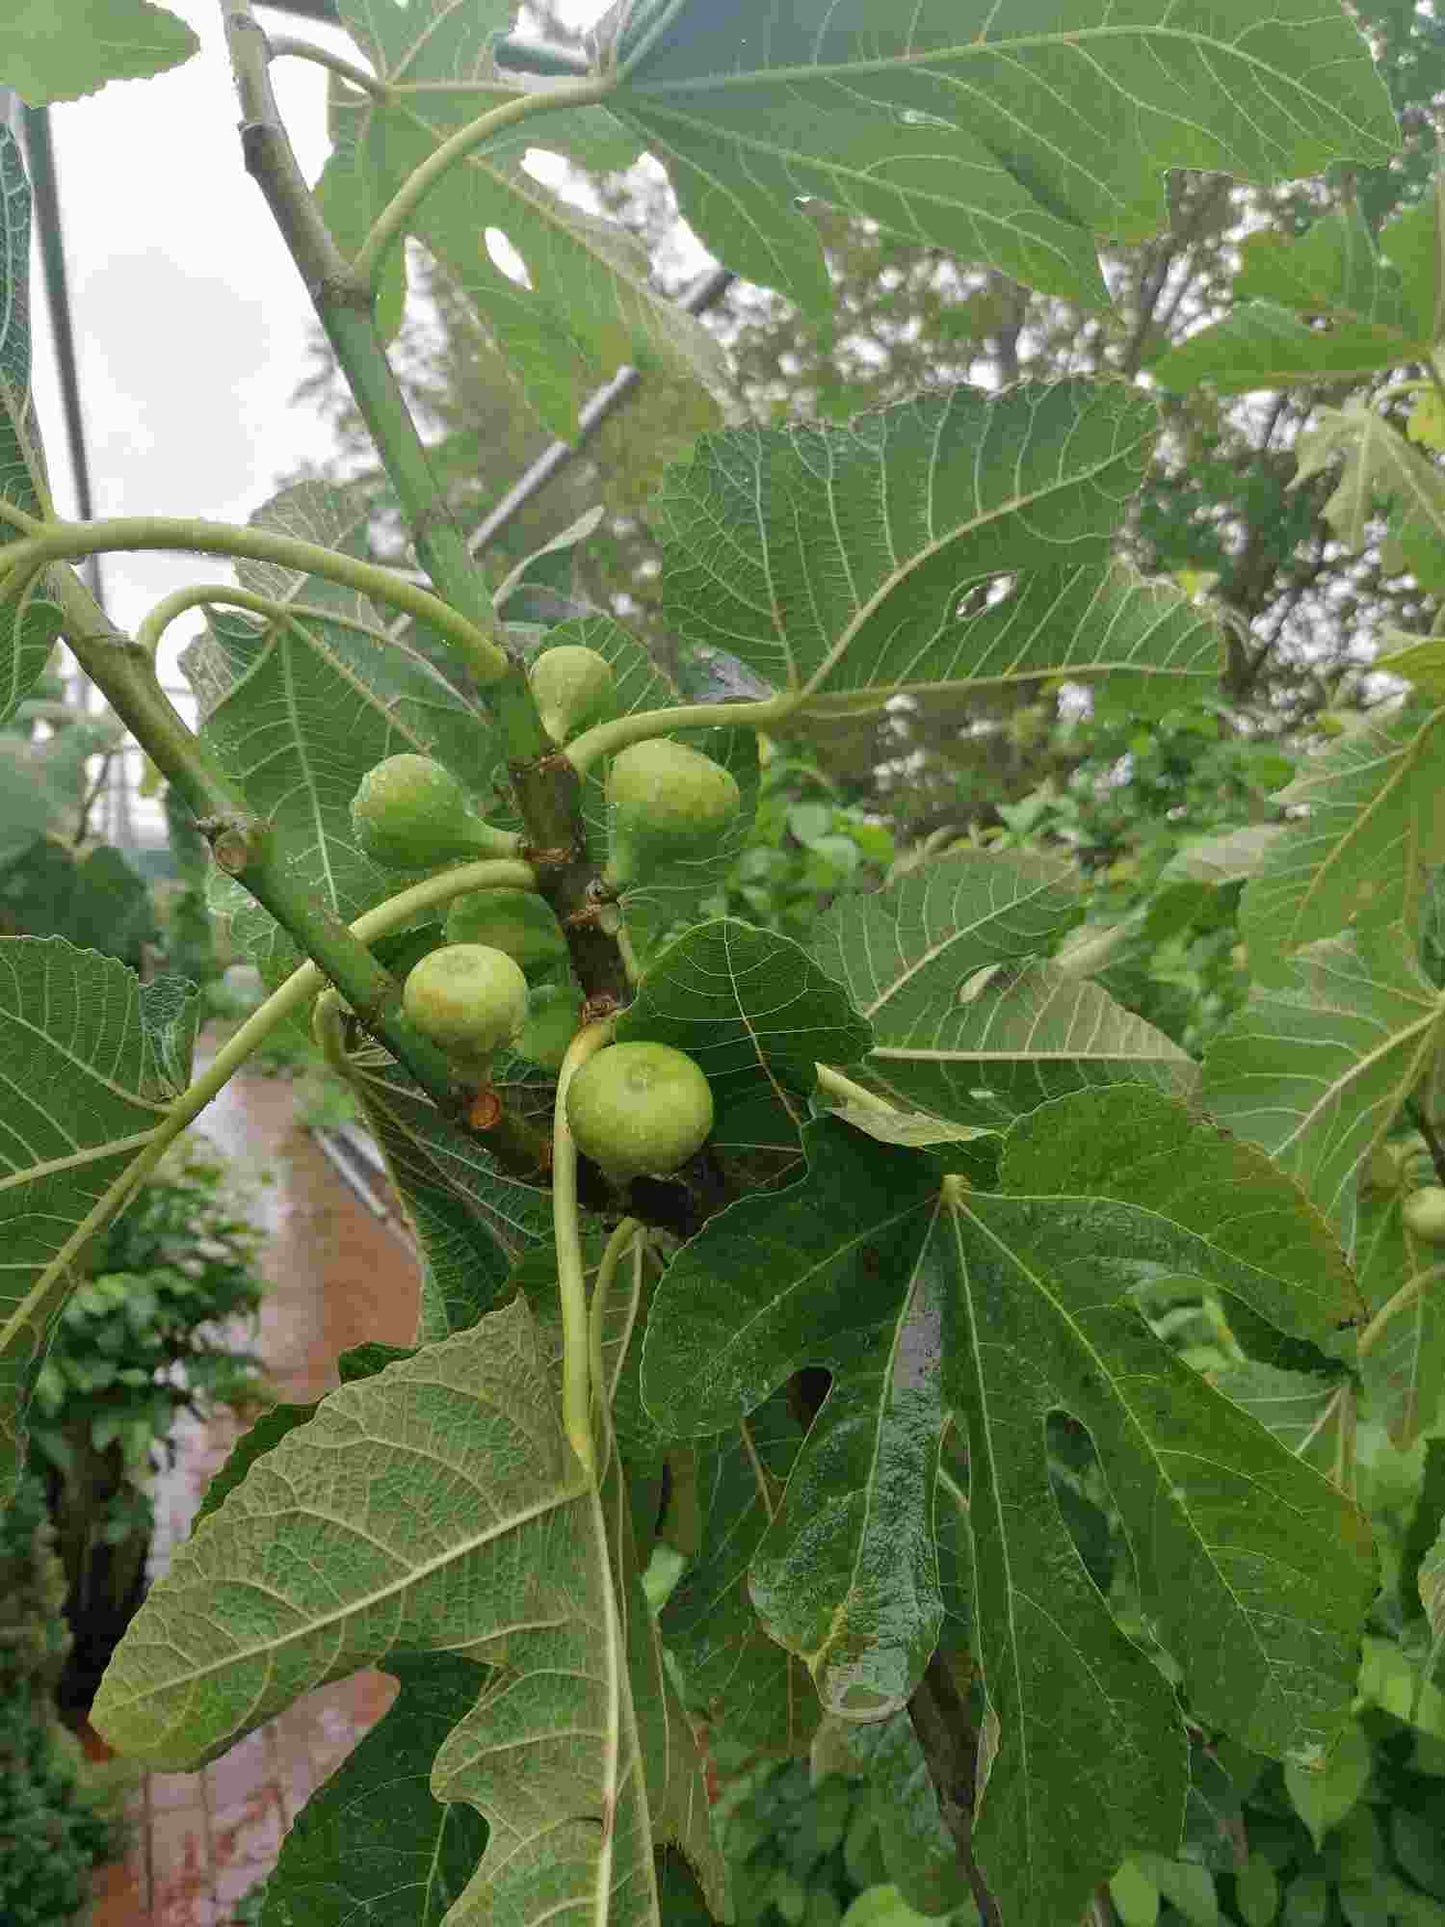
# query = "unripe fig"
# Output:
<box><xmin>515</xmin><ymin>982</ymin><xmax>583</xmax><ymax>1071</ymax></box>
<box><xmin>1403</xmin><ymin>1185</ymin><xmax>1445</xmax><ymax>1244</ymax></box>
<box><xmin>402</xmin><ymin>943</ymin><xmax>529</xmax><ymax>1065</ymax></box>
<box><xmin>566</xmin><ymin>1040</ymin><xmax>714</xmax><ymax>1179</ymax></box>
<box><xmin>530</xmin><ymin>645</ymin><xmax>617</xmax><ymax>745</ymax></box>
<box><xmin>352</xmin><ymin>755</ymin><xmax>500</xmax><ymax>871</ymax></box>
<box><xmin>444</xmin><ymin>887</ymin><xmax>569</xmax><ymax>978</ymax></box>
<box><xmin>607</xmin><ymin>739</ymin><xmax>740</xmax><ymax>882</ymax></box>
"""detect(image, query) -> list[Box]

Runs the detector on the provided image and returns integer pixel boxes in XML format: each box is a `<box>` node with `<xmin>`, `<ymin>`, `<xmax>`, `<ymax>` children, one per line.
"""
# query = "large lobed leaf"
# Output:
<box><xmin>641</xmin><ymin>1096</ymin><xmax>1374</xmax><ymax>1927</ymax></box>
<box><xmin>1148</xmin><ymin>198</ymin><xmax>1435</xmax><ymax>395</ymax></box>
<box><xmin>813</xmin><ymin>847</ymin><xmax>1193</xmax><ymax>1123</ymax></box>
<box><xmin>320</xmin><ymin>0</ymin><xmax>727</xmax><ymax>439</ymax></box>
<box><xmin>610</xmin><ymin>0</ymin><xmax>1398</xmax><ymax>320</ymax></box>
<box><xmin>655</xmin><ymin>383</ymin><xmax>1223</xmax><ymax>715</ymax></box>
<box><xmin>0</xmin><ymin>938</ymin><xmax>197</xmax><ymax>1500</ymax></box>
<box><xmin>93</xmin><ymin>1296</ymin><xmax>718</xmax><ymax>1927</ymax></box>
<box><xmin>1237</xmin><ymin>701</ymin><xmax>1445</xmax><ymax>984</ymax></box>
<box><xmin>1202</xmin><ymin>929</ymin><xmax>1445</xmax><ymax>1253</ymax></box>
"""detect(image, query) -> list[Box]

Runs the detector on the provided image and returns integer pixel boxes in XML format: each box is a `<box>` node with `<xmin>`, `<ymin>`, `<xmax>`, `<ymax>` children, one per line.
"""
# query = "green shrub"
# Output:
<box><xmin>0</xmin><ymin>1692</ymin><xmax>124</xmax><ymax>1927</ymax></box>
<box><xmin>24</xmin><ymin>1139</ymin><xmax>270</xmax><ymax>1713</ymax></box>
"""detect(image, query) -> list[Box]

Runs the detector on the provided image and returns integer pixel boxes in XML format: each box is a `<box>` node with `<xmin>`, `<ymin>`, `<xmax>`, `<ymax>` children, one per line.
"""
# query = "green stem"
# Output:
<box><xmin>0</xmin><ymin>498</ymin><xmax>42</xmax><ymax>537</ymax></box>
<box><xmin>814</xmin><ymin>1064</ymin><xmax>898</xmax><ymax>1113</ymax></box>
<box><xmin>351</xmin><ymin>76</ymin><xmax>614</xmax><ymax>290</ymax></box>
<box><xmin>6</xmin><ymin>517</ymin><xmax>509</xmax><ymax>683</ymax></box>
<box><xmin>135</xmin><ymin>582</ymin><xmax>405</xmax><ymax>660</ymax></box>
<box><xmin>566</xmin><ymin>692</ymin><xmax>801</xmax><ymax>777</ymax></box>
<box><xmin>266</xmin><ymin>35</ymin><xmax>390</xmax><ymax>100</ymax></box>
<box><xmin>1356</xmin><ymin>1263</ymin><xmax>1445</xmax><ymax>1359</ymax></box>
<box><xmin>222</xmin><ymin>2</ymin><xmax>546</xmax><ymax>759</ymax></box>
<box><xmin>553</xmin><ymin>1017</ymin><xmax>617</xmax><ymax>1478</ymax></box>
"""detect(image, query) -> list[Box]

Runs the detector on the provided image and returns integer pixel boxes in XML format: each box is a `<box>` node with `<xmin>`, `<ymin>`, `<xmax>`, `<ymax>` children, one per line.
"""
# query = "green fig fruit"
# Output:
<box><xmin>1403</xmin><ymin>1185</ymin><xmax>1445</xmax><ymax>1243</ymax></box>
<box><xmin>444</xmin><ymin>886</ymin><xmax>569</xmax><ymax>978</ymax></box>
<box><xmin>402</xmin><ymin>943</ymin><xmax>529</xmax><ymax>1066</ymax></box>
<box><xmin>565</xmin><ymin>1040</ymin><xmax>714</xmax><ymax>1179</ymax></box>
<box><xmin>515</xmin><ymin>982</ymin><xmax>584</xmax><ymax>1071</ymax></box>
<box><xmin>351</xmin><ymin>755</ymin><xmax>504</xmax><ymax>871</ymax></box>
<box><xmin>530</xmin><ymin>644</ymin><xmax>618</xmax><ymax>745</ymax></box>
<box><xmin>607</xmin><ymin>738</ymin><xmax>740</xmax><ymax>883</ymax></box>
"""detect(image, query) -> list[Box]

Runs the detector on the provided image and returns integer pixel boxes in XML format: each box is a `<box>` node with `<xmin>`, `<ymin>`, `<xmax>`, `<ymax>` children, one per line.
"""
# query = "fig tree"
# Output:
<box><xmin>566</xmin><ymin>1040</ymin><xmax>714</xmax><ymax>1179</ymax></box>
<box><xmin>515</xmin><ymin>982</ymin><xmax>583</xmax><ymax>1071</ymax></box>
<box><xmin>351</xmin><ymin>755</ymin><xmax>503</xmax><ymax>871</ymax></box>
<box><xmin>607</xmin><ymin>738</ymin><xmax>740</xmax><ymax>882</ymax></box>
<box><xmin>402</xmin><ymin>943</ymin><xmax>529</xmax><ymax>1066</ymax></box>
<box><xmin>530</xmin><ymin>644</ymin><xmax>617</xmax><ymax>745</ymax></box>
<box><xmin>1403</xmin><ymin>1185</ymin><xmax>1445</xmax><ymax>1244</ymax></box>
<box><xmin>444</xmin><ymin>886</ymin><xmax>569</xmax><ymax>978</ymax></box>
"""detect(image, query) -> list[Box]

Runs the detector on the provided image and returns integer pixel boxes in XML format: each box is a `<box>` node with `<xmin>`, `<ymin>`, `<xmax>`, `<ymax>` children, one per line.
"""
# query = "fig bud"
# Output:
<box><xmin>530</xmin><ymin>644</ymin><xmax>617</xmax><ymax>745</ymax></box>
<box><xmin>444</xmin><ymin>887</ymin><xmax>569</xmax><ymax>978</ymax></box>
<box><xmin>402</xmin><ymin>943</ymin><xmax>529</xmax><ymax>1066</ymax></box>
<box><xmin>607</xmin><ymin>738</ymin><xmax>740</xmax><ymax>882</ymax></box>
<box><xmin>351</xmin><ymin>755</ymin><xmax>505</xmax><ymax>871</ymax></box>
<box><xmin>565</xmin><ymin>1040</ymin><xmax>714</xmax><ymax>1179</ymax></box>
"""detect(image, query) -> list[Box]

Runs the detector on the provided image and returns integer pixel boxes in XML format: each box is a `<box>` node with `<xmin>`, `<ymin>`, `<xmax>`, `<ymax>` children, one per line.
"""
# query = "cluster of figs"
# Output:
<box><xmin>347</xmin><ymin>642</ymin><xmax>738</xmax><ymax>1181</ymax></box>
<box><xmin>1363</xmin><ymin>1138</ymin><xmax>1445</xmax><ymax>1243</ymax></box>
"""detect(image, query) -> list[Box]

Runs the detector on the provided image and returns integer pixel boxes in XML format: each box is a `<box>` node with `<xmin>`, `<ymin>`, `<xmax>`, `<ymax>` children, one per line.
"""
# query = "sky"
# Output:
<box><xmin>25</xmin><ymin>0</ymin><xmax>611</xmax><ymax>687</ymax></box>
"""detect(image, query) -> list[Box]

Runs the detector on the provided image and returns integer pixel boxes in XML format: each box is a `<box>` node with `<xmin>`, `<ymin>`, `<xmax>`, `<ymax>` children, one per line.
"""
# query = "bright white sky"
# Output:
<box><xmin>27</xmin><ymin>0</ymin><xmax>608</xmax><ymax>685</ymax></box>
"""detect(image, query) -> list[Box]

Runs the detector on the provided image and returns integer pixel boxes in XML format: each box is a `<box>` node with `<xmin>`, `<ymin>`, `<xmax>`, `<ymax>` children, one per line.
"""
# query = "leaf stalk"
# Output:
<box><xmin>552</xmin><ymin>1018</ymin><xmax>617</xmax><ymax>1477</ymax></box>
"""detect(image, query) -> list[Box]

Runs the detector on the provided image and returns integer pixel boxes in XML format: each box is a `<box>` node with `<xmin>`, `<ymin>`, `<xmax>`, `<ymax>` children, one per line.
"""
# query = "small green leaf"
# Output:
<box><xmin>0</xmin><ymin>0</ymin><xmax>197</xmax><ymax>104</ymax></box>
<box><xmin>1110</xmin><ymin>1857</ymin><xmax>1161</xmax><ymax>1927</ymax></box>
<box><xmin>1134</xmin><ymin>1856</ymin><xmax>1218</xmax><ymax>1927</ymax></box>
<box><xmin>1234</xmin><ymin>1850</ymin><xmax>1280</xmax><ymax>1927</ymax></box>
<box><xmin>1283</xmin><ymin>1720</ymin><xmax>1371</xmax><ymax>1846</ymax></box>
<box><xmin>837</xmin><ymin>1887</ymin><xmax>947</xmax><ymax>1927</ymax></box>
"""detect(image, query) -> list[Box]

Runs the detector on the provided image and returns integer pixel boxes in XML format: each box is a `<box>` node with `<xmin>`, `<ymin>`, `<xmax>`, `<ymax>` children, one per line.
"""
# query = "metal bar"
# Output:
<box><xmin>19</xmin><ymin>106</ymin><xmax>103</xmax><ymax>605</ymax></box>
<box><xmin>465</xmin><ymin>262</ymin><xmax>736</xmax><ymax>560</ymax></box>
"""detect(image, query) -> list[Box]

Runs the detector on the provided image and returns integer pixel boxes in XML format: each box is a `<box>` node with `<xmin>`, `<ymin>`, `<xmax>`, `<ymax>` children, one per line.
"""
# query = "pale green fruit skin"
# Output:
<box><xmin>445</xmin><ymin>887</ymin><xmax>568</xmax><ymax>978</ymax></box>
<box><xmin>530</xmin><ymin>645</ymin><xmax>617</xmax><ymax>744</ymax></box>
<box><xmin>607</xmin><ymin>739</ymin><xmax>740</xmax><ymax>877</ymax></box>
<box><xmin>1403</xmin><ymin>1185</ymin><xmax>1445</xmax><ymax>1244</ymax></box>
<box><xmin>566</xmin><ymin>1041</ymin><xmax>714</xmax><ymax>1179</ymax></box>
<box><xmin>352</xmin><ymin>755</ymin><xmax>491</xmax><ymax>870</ymax></box>
<box><xmin>516</xmin><ymin>983</ymin><xmax>583</xmax><ymax>1071</ymax></box>
<box><xmin>402</xmin><ymin>944</ymin><xmax>529</xmax><ymax>1057</ymax></box>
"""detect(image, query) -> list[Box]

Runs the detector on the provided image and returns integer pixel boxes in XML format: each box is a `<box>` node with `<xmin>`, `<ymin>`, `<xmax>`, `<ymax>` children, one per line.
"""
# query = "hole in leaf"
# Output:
<box><xmin>1046</xmin><ymin>1409</ymin><xmax>1126</xmax><ymax>1602</ymax></box>
<box><xmin>483</xmin><ymin>227</ymin><xmax>533</xmax><ymax>289</ymax></box>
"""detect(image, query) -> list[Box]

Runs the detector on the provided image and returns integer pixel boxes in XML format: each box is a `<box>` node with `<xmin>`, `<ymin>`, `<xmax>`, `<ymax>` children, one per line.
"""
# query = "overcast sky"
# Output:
<box><xmin>26</xmin><ymin>0</ymin><xmax>608</xmax><ymax>689</ymax></box>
